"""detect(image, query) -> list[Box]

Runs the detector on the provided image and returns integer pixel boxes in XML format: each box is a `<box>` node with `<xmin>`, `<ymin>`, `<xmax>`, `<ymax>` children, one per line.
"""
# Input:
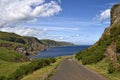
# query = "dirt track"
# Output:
<box><xmin>50</xmin><ymin>58</ymin><xmax>107</xmax><ymax>80</ymax></box>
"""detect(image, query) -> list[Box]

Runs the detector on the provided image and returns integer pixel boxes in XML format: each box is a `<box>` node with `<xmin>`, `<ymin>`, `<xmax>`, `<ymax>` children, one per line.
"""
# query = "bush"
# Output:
<box><xmin>0</xmin><ymin>76</ymin><xmax>7</xmax><ymax>80</ymax></box>
<box><xmin>108</xmin><ymin>63</ymin><xmax>115</xmax><ymax>73</ymax></box>
<box><xmin>75</xmin><ymin>51</ymin><xmax>82</xmax><ymax>60</ymax></box>
<box><xmin>117</xmin><ymin>55</ymin><xmax>120</xmax><ymax>63</ymax></box>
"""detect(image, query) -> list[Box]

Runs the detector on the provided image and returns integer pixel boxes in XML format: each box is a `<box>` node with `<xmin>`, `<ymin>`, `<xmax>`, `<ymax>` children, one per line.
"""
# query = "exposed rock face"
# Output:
<box><xmin>25</xmin><ymin>37</ymin><xmax>45</xmax><ymax>53</ymax></box>
<box><xmin>104</xmin><ymin>4</ymin><xmax>120</xmax><ymax>63</ymax></box>
<box><xmin>111</xmin><ymin>3</ymin><xmax>120</xmax><ymax>25</ymax></box>
<box><xmin>14</xmin><ymin>46</ymin><xmax>28</xmax><ymax>55</ymax></box>
<box><xmin>105</xmin><ymin>42</ymin><xmax>117</xmax><ymax>62</ymax></box>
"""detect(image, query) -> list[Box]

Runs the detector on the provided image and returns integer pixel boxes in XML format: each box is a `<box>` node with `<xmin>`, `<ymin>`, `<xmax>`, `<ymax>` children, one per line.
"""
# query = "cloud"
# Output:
<box><xmin>75</xmin><ymin>34</ymin><xmax>80</xmax><ymax>37</ymax></box>
<box><xmin>94</xmin><ymin>9</ymin><xmax>111</xmax><ymax>23</ymax></box>
<box><xmin>59</xmin><ymin>36</ymin><xmax>64</xmax><ymax>40</ymax></box>
<box><xmin>27</xmin><ymin>18</ymin><xmax>37</xmax><ymax>23</ymax></box>
<box><xmin>43</xmin><ymin>28</ymin><xmax>47</xmax><ymax>31</ymax></box>
<box><xmin>38</xmin><ymin>26</ymin><xmax>80</xmax><ymax>31</ymax></box>
<box><xmin>0</xmin><ymin>0</ymin><xmax>62</xmax><ymax>27</ymax></box>
<box><xmin>0</xmin><ymin>26</ymin><xmax>46</xmax><ymax>37</ymax></box>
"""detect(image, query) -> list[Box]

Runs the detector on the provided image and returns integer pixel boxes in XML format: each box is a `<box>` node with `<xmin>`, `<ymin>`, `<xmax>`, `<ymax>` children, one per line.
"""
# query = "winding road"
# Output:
<box><xmin>50</xmin><ymin>58</ymin><xmax>108</xmax><ymax>80</ymax></box>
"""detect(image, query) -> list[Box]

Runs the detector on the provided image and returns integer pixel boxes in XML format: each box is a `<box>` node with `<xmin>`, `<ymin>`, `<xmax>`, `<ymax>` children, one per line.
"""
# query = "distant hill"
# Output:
<box><xmin>41</xmin><ymin>39</ymin><xmax>74</xmax><ymax>48</ymax></box>
<box><xmin>75</xmin><ymin>3</ymin><xmax>120</xmax><ymax>73</ymax></box>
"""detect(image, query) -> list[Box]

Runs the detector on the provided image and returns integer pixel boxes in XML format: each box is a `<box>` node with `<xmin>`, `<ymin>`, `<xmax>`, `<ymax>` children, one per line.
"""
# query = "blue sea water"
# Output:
<box><xmin>29</xmin><ymin>45</ymin><xmax>90</xmax><ymax>59</ymax></box>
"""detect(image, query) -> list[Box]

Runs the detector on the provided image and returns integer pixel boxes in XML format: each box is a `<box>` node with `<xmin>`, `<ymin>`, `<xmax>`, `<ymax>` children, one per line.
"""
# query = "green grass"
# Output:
<box><xmin>0</xmin><ymin>47</ymin><xmax>29</xmax><ymax>62</ymax></box>
<box><xmin>21</xmin><ymin>56</ymin><xmax>67</xmax><ymax>80</ymax></box>
<box><xmin>0</xmin><ymin>59</ymin><xmax>29</xmax><ymax>77</ymax></box>
<box><xmin>79</xmin><ymin>58</ymin><xmax>120</xmax><ymax>80</ymax></box>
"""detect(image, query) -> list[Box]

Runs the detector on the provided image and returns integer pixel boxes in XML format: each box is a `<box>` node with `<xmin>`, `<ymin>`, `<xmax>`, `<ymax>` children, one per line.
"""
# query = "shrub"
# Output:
<box><xmin>108</xmin><ymin>63</ymin><xmax>115</xmax><ymax>73</ymax></box>
<box><xmin>0</xmin><ymin>76</ymin><xmax>7</xmax><ymax>80</ymax></box>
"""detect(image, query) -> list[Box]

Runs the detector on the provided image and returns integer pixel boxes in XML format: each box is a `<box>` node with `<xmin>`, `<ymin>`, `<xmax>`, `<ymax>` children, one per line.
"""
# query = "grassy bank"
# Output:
<box><xmin>77</xmin><ymin>58</ymin><xmax>120</xmax><ymax>80</ymax></box>
<box><xmin>21</xmin><ymin>56</ymin><xmax>67</xmax><ymax>80</ymax></box>
<box><xmin>0</xmin><ymin>47</ymin><xmax>29</xmax><ymax>62</ymax></box>
<box><xmin>0</xmin><ymin>59</ymin><xmax>29</xmax><ymax>77</ymax></box>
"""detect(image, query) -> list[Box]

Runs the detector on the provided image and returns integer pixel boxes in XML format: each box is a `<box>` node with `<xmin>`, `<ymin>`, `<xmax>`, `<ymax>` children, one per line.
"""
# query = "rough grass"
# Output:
<box><xmin>79</xmin><ymin>58</ymin><xmax>120</xmax><ymax>80</ymax></box>
<box><xmin>21</xmin><ymin>56</ymin><xmax>67</xmax><ymax>80</ymax></box>
<box><xmin>0</xmin><ymin>47</ymin><xmax>29</xmax><ymax>62</ymax></box>
<box><xmin>0</xmin><ymin>59</ymin><xmax>29</xmax><ymax>77</ymax></box>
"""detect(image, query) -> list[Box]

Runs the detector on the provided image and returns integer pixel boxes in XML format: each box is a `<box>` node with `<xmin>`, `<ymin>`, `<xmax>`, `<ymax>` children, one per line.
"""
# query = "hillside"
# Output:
<box><xmin>0</xmin><ymin>31</ymin><xmax>73</xmax><ymax>61</ymax></box>
<box><xmin>75</xmin><ymin>3</ymin><xmax>120</xmax><ymax>73</ymax></box>
<box><xmin>0</xmin><ymin>31</ymin><xmax>45</xmax><ymax>55</ymax></box>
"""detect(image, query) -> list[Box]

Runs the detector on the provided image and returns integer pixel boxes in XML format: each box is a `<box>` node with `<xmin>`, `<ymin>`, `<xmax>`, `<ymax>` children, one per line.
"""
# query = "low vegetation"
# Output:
<box><xmin>0</xmin><ymin>47</ymin><xmax>29</xmax><ymax>62</ymax></box>
<box><xmin>0</xmin><ymin>60</ymin><xmax>29</xmax><ymax>78</ymax></box>
<box><xmin>21</xmin><ymin>57</ymin><xmax>66</xmax><ymax>80</ymax></box>
<box><xmin>0</xmin><ymin>58</ymin><xmax>56</xmax><ymax>80</ymax></box>
<box><xmin>85</xmin><ymin>58</ymin><xmax>120</xmax><ymax>80</ymax></box>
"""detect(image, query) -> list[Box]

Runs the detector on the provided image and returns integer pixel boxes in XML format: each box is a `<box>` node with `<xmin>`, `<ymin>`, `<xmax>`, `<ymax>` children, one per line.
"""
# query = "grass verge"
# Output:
<box><xmin>0</xmin><ymin>59</ymin><xmax>29</xmax><ymax>77</ymax></box>
<box><xmin>21</xmin><ymin>56</ymin><xmax>67</xmax><ymax>80</ymax></box>
<box><xmin>77</xmin><ymin>58</ymin><xmax>120</xmax><ymax>80</ymax></box>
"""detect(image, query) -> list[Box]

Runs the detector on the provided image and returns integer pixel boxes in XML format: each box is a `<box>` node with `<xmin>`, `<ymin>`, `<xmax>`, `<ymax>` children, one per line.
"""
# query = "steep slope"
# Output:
<box><xmin>75</xmin><ymin>3</ymin><xmax>120</xmax><ymax>73</ymax></box>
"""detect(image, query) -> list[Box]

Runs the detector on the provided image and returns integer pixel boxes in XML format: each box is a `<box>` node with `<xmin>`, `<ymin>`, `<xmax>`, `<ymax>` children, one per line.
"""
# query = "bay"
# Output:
<box><xmin>29</xmin><ymin>45</ymin><xmax>90</xmax><ymax>59</ymax></box>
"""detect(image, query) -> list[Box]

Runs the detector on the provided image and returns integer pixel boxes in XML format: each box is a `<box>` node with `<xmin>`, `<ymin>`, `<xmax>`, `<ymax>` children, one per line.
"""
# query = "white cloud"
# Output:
<box><xmin>59</xmin><ymin>36</ymin><xmax>64</xmax><ymax>40</ymax></box>
<box><xmin>39</xmin><ymin>26</ymin><xmax>80</xmax><ymax>31</ymax></box>
<box><xmin>76</xmin><ymin>34</ymin><xmax>80</xmax><ymax>37</ymax></box>
<box><xmin>43</xmin><ymin>28</ymin><xmax>47</xmax><ymax>31</ymax></box>
<box><xmin>0</xmin><ymin>26</ymin><xmax>46</xmax><ymax>37</ymax></box>
<box><xmin>27</xmin><ymin>18</ymin><xmax>37</xmax><ymax>23</ymax></box>
<box><xmin>0</xmin><ymin>0</ymin><xmax>62</xmax><ymax>27</ymax></box>
<box><xmin>94</xmin><ymin>9</ymin><xmax>111</xmax><ymax>23</ymax></box>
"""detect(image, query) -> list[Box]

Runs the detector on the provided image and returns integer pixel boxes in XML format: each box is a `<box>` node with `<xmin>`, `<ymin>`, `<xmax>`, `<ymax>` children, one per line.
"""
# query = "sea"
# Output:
<box><xmin>29</xmin><ymin>45</ymin><xmax>90</xmax><ymax>59</ymax></box>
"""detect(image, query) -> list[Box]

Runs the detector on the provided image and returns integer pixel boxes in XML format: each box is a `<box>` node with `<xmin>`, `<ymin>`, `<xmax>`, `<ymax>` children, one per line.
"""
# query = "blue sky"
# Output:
<box><xmin>0</xmin><ymin>0</ymin><xmax>120</xmax><ymax>45</ymax></box>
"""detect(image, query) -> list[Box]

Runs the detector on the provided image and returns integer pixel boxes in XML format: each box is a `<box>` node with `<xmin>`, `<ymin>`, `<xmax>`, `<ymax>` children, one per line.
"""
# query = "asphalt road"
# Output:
<box><xmin>50</xmin><ymin>58</ymin><xmax>107</xmax><ymax>80</ymax></box>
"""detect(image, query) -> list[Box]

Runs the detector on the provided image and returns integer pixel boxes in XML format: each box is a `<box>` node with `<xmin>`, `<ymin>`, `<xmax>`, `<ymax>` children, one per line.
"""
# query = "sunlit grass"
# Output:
<box><xmin>0</xmin><ymin>59</ymin><xmax>29</xmax><ymax>77</ymax></box>
<box><xmin>78</xmin><ymin>58</ymin><xmax>120</xmax><ymax>80</ymax></box>
<box><xmin>21</xmin><ymin>56</ymin><xmax>68</xmax><ymax>80</ymax></box>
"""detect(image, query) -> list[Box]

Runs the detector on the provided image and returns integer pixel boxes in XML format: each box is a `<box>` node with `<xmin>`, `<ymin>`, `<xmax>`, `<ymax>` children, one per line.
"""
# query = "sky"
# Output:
<box><xmin>0</xmin><ymin>0</ymin><xmax>120</xmax><ymax>45</ymax></box>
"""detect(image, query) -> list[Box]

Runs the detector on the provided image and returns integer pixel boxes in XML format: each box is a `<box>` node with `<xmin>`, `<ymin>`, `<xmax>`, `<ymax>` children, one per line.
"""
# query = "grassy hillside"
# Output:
<box><xmin>75</xmin><ymin>3</ymin><xmax>120</xmax><ymax>74</ymax></box>
<box><xmin>0</xmin><ymin>58</ymin><xmax>56</xmax><ymax>80</ymax></box>
<box><xmin>0</xmin><ymin>31</ymin><xmax>45</xmax><ymax>54</ymax></box>
<box><xmin>0</xmin><ymin>32</ymin><xmax>26</xmax><ymax>44</ymax></box>
<box><xmin>0</xmin><ymin>47</ymin><xmax>29</xmax><ymax>62</ymax></box>
<box><xmin>0</xmin><ymin>60</ymin><xmax>29</xmax><ymax>77</ymax></box>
